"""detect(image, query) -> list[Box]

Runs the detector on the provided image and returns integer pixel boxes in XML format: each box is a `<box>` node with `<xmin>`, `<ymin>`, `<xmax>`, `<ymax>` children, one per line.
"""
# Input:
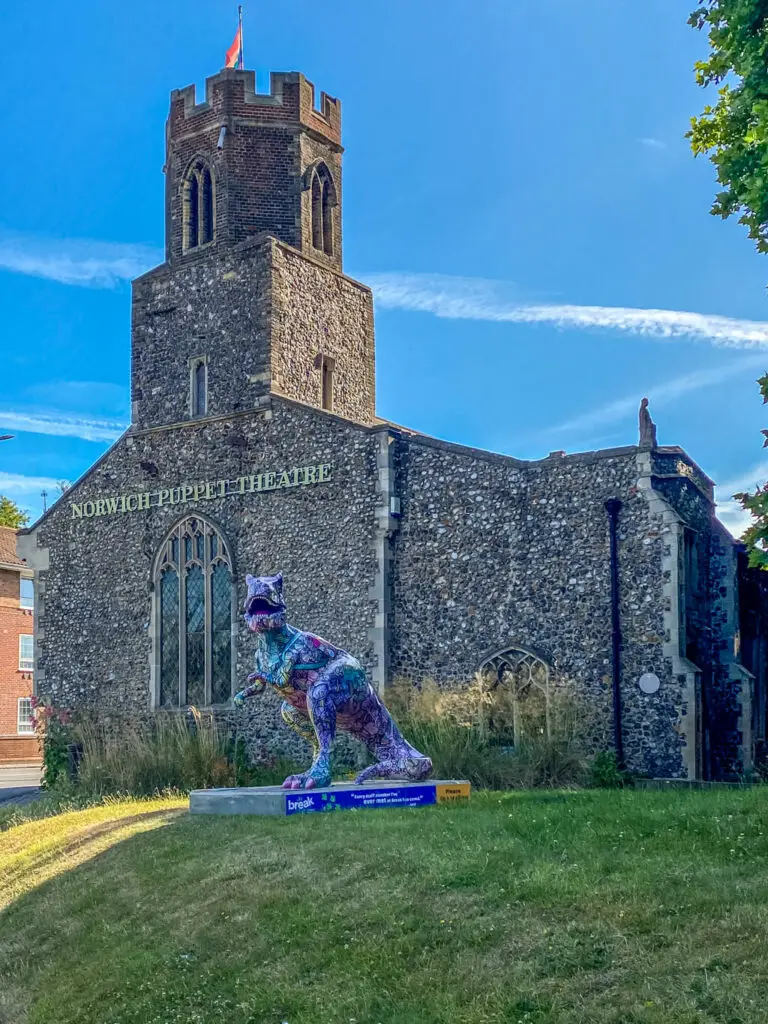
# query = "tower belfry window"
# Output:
<box><xmin>183</xmin><ymin>159</ymin><xmax>215</xmax><ymax>250</ymax></box>
<box><xmin>309</xmin><ymin>163</ymin><xmax>336</xmax><ymax>258</ymax></box>
<box><xmin>201</xmin><ymin>167</ymin><xmax>214</xmax><ymax>244</ymax></box>
<box><xmin>321</xmin><ymin>179</ymin><xmax>333</xmax><ymax>255</ymax></box>
<box><xmin>311</xmin><ymin>174</ymin><xmax>323</xmax><ymax>250</ymax></box>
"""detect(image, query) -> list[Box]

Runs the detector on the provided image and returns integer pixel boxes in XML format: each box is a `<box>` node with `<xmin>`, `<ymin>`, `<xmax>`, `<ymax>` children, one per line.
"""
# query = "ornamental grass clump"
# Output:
<box><xmin>73</xmin><ymin>708</ymin><xmax>234</xmax><ymax>796</ymax></box>
<box><xmin>388</xmin><ymin>675</ymin><xmax>589</xmax><ymax>790</ymax></box>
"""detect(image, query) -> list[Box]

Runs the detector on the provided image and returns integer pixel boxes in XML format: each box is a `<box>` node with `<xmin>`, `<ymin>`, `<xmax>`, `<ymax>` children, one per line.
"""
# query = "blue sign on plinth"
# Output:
<box><xmin>284</xmin><ymin>784</ymin><xmax>437</xmax><ymax>815</ymax></box>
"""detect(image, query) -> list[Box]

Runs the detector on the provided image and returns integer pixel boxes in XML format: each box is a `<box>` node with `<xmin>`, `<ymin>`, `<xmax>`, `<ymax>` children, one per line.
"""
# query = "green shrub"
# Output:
<box><xmin>32</xmin><ymin>698</ymin><xmax>75</xmax><ymax>790</ymax></box>
<box><xmin>590</xmin><ymin>750</ymin><xmax>633</xmax><ymax>788</ymax></box>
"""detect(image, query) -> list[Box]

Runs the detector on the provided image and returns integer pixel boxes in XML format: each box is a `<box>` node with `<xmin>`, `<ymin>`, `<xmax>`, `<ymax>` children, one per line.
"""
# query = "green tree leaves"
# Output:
<box><xmin>0</xmin><ymin>495</ymin><xmax>29</xmax><ymax>529</ymax></box>
<box><xmin>688</xmin><ymin>1</ymin><xmax>768</xmax><ymax>253</ymax></box>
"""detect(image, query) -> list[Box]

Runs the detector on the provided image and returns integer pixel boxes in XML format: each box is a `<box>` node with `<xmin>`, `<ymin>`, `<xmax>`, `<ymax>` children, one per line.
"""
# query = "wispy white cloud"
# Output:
<box><xmin>367</xmin><ymin>272</ymin><xmax>768</xmax><ymax>349</ymax></box>
<box><xmin>716</xmin><ymin>500</ymin><xmax>751</xmax><ymax>538</ymax></box>
<box><xmin>710</xmin><ymin>463</ymin><xmax>768</xmax><ymax>539</ymax></box>
<box><xmin>0</xmin><ymin>472</ymin><xmax>62</xmax><ymax>495</ymax></box>
<box><xmin>0</xmin><ymin>232</ymin><xmax>162</xmax><ymax>288</ymax></box>
<box><xmin>542</xmin><ymin>355</ymin><xmax>767</xmax><ymax>438</ymax></box>
<box><xmin>0</xmin><ymin>409</ymin><xmax>126</xmax><ymax>443</ymax></box>
<box><xmin>22</xmin><ymin>381</ymin><xmax>129</xmax><ymax>417</ymax></box>
<box><xmin>717</xmin><ymin>462</ymin><xmax>768</xmax><ymax>497</ymax></box>
<box><xmin>0</xmin><ymin>472</ymin><xmax>65</xmax><ymax>522</ymax></box>
<box><xmin>639</xmin><ymin>137</ymin><xmax>667</xmax><ymax>150</ymax></box>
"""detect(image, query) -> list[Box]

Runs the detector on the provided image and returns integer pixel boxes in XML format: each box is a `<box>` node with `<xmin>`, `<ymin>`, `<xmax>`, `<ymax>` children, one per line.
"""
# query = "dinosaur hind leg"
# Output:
<box><xmin>280</xmin><ymin>700</ymin><xmax>319</xmax><ymax>781</ymax></box>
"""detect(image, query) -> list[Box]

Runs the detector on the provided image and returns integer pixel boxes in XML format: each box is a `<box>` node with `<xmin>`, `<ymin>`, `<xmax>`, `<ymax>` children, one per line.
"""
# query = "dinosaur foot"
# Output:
<box><xmin>355</xmin><ymin>756</ymin><xmax>433</xmax><ymax>785</ymax></box>
<box><xmin>281</xmin><ymin>764</ymin><xmax>332</xmax><ymax>790</ymax></box>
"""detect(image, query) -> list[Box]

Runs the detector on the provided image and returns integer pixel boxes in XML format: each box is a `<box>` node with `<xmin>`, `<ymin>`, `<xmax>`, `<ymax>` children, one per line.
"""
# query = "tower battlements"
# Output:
<box><xmin>169</xmin><ymin>69</ymin><xmax>341</xmax><ymax>147</ymax></box>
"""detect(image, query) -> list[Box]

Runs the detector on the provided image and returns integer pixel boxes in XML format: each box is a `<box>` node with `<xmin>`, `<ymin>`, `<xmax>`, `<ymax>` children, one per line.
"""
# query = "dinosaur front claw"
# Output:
<box><xmin>281</xmin><ymin>761</ymin><xmax>331</xmax><ymax>790</ymax></box>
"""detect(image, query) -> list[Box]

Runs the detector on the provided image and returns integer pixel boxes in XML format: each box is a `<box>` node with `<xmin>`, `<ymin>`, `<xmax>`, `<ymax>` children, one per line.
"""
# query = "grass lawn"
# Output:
<box><xmin>2</xmin><ymin>788</ymin><xmax>768</xmax><ymax>1024</ymax></box>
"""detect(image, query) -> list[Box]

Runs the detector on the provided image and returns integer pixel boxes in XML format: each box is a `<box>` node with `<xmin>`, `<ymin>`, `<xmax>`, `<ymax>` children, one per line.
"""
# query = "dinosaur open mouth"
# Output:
<box><xmin>247</xmin><ymin>597</ymin><xmax>279</xmax><ymax>616</ymax></box>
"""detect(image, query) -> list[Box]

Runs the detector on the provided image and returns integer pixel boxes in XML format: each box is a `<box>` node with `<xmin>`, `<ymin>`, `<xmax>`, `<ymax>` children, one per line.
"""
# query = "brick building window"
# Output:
<box><xmin>17</xmin><ymin>697</ymin><xmax>34</xmax><ymax>735</ymax></box>
<box><xmin>189</xmin><ymin>356</ymin><xmax>208</xmax><ymax>417</ymax></box>
<box><xmin>20</xmin><ymin>576</ymin><xmax>33</xmax><ymax>610</ymax></box>
<box><xmin>309</xmin><ymin>163</ymin><xmax>336</xmax><ymax>258</ymax></box>
<box><xmin>183</xmin><ymin>159</ymin><xmax>215</xmax><ymax>250</ymax></box>
<box><xmin>19</xmin><ymin>635</ymin><xmax>33</xmax><ymax>672</ymax></box>
<box><xmin>154</xmin><ymin>516</ymin><xmax>233</xmax><ymax>707</ymax></box>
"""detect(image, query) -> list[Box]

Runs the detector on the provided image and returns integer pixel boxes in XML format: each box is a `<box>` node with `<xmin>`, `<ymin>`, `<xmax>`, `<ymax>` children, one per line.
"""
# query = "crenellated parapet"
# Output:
<box><xmin>169</xmin><ymin>69</ymin><xmax>341</xmax><ymax>147</ymax></box>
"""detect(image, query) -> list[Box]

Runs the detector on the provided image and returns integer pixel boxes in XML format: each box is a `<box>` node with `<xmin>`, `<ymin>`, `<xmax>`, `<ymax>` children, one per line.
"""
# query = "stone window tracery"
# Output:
<box><xmin>480</xmin><ymin>646</ymin><xmax>553</xmax><ymax>745</ymax></box>
<box><xmin>154</xmin><ymin>516</ymin><xmax>233</xmax><ymax>707</ymax></box>
<box><xmin>182</xmin><ymin>158</ymin><xmax>215</xmax><ymax>250</ymax></box>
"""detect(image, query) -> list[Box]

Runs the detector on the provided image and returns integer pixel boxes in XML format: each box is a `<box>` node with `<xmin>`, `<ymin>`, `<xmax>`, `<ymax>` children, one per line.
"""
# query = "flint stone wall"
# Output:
<box><xmin>30</xmin><ymin>399</ymin><xmax>381</xmax><ymax>764</ymax></box>
<box><xmin>389</xmin><ymin>439</ymin><xmax>691</xmax><ymax>779</ymax></box>
<box><xmin>132</xmin><ymin>236</ymin><xmax>375</xmax><ymax>433</ymax></box>
<box><xmin>25</xmin><ymin>402</ymin><xmax>738</xmax><ymax>780</ymax></box>
<box><xmin>269</xmin><ymin>242</ymin><xmax>375</xmax><ymax>424</ymax></box>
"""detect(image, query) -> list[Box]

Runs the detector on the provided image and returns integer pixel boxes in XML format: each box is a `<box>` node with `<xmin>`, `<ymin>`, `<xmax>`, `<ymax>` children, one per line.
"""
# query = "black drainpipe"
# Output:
<box><xmin>605</xmin><ymin>498</ymin><xmax>624</xmax><ymax>768</ymax></box>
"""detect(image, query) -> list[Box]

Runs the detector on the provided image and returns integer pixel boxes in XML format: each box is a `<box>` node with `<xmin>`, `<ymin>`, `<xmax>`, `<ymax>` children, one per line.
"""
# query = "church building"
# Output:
<box><xmin>18</xmin><ymin>67</ymin><xmax>767</xmax><ymax>781</ymax></box>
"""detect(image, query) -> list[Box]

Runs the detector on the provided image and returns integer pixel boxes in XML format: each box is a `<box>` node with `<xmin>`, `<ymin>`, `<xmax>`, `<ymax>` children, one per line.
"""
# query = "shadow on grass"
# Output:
<box><xmin>0</xmin><ymin>808</ymin><xmax>184</xmax><ymax>910</ymax></box>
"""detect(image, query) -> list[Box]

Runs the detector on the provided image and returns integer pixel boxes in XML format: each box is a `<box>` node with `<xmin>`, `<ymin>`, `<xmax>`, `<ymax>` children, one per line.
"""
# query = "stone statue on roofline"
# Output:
<box><xmin>638</xmin><ymin>397</ymin><xmax>657</xmax><ymax>449</ymax></box>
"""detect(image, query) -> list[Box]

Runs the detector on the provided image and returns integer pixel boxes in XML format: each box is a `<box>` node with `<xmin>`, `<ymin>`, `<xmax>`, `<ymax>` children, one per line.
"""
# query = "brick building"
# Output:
<box><xmin>17</xmin><ymin>66</ymin><xmax>768</xmax><ymax>781</ymax></box>
<box><xmin>0</xmin><ymin>527</ymin><xmax>37</xmax><ymax>765</ymax></box>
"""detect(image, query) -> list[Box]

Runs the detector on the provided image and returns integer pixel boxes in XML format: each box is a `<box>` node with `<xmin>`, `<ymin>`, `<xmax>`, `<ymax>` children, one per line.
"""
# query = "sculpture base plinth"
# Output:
<box><xmin>189</xmin><ymin>779</ymin><xmax>471</xmax><ymax>817</ymax></box>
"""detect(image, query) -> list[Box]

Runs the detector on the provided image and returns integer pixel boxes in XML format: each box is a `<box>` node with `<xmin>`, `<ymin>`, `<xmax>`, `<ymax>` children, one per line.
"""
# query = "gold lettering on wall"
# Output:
<box><xmin>69</xmin><ymin>464</ymin><xmax>333</xmax><ymax>521</ymax></box>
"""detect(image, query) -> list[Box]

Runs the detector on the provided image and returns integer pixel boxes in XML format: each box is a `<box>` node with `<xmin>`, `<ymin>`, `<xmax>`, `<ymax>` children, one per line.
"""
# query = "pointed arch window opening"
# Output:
<box><xmin>480</xmin><ymin>647</ymin><xmax>553</xmax><ymax>747</ymax></box>
<box><xmin>321</xmin><ymin>179</ymin><xmax>333</xmax><ymax>255</ymax></box>
<box><xmin>183</xmin><ymin>160</ymin><xmax>215</xmax><ymax>251</ymax></box>
<box><xmin>310</xmin><ymin>166</ymin><xmax>335</xmax><ymax>258</ymax></box>
<box><xmin>311</xmin><ymin>174</ymin><xmax>323</xmax><ymax>250</ymax></box>
<box><xmin>155</xmin><ymin>517</ymin><xmax>233</xmax><ymax>708</ymax></box>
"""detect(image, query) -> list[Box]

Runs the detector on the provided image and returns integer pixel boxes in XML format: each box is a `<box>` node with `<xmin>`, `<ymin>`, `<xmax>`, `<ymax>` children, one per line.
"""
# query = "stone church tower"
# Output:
<box><xmin>131</xmin><ymin>68</ymin><xmax>376</xmax><ymax>431</ymax></box>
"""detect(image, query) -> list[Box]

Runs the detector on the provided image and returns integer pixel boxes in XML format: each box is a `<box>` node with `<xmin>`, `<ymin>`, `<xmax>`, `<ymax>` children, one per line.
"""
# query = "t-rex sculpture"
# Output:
<box><xmin>234</xmin><ymin>573</ymin><xmax>433</xmax><ymax>790</ymax></box>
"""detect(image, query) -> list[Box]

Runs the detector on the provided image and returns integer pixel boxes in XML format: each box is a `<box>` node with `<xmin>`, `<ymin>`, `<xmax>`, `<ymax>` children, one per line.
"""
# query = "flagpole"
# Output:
<box><xmin>238</xmin><ymin>5</ymin><xmax>244</xmax><ymax>68</ymax></box>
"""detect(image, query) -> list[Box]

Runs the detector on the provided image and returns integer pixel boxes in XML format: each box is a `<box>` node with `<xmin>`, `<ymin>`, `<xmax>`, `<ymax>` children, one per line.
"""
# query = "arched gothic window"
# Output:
<box><xmin>308</xmin><ymin>163</ymin><xmax>336</xmax><ymax>257</ymax></box>
<box><xmin>311</xmin><ymin>174</ymin><xmax>323</xmax><ymax>251</ymax></box>
<box><xmin>154</xmin><ymin>516</ymin><xmax>233</xmax><ymax>707</ymax></box>
<box><xmin>183</xmin><ymin>159</ymin><xmax>215</xmax><ymax>250</ymax></box>
<box><xmin>480</xmin><ymin>646</ymin><xmax>553</xmax><ymax>745</ymax></box>
<box><xmin>321</xmin><ymin>178</ymin><xmax>333</xmax><ymax>256</ymax></box>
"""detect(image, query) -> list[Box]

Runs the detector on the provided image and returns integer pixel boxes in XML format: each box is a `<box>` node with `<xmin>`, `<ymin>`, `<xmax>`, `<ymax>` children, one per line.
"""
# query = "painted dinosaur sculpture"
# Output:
<box><xmin>234</xmin><ymin>573</ymin><xmax>433</xmax><ymax>790</ymax></box>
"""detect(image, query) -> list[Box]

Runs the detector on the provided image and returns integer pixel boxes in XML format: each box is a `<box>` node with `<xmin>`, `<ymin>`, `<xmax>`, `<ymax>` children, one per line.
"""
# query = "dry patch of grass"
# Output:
<box><xmin>2</xmin><ymin>788</ymin><xmax>768</xmax><ymax>1023</ymax></box>
<box><xmin>0</xmin><ymin>798</ymin><xmax>186</xmax><ymax>909</ymax></box>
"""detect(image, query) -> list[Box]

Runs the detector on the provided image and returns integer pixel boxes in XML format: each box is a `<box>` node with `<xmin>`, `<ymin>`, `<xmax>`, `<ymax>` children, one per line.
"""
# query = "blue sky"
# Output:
<box><xmin>1</xmin><ymin>0</ymin><xmax>767</xmax><ymax>532</ymax></box>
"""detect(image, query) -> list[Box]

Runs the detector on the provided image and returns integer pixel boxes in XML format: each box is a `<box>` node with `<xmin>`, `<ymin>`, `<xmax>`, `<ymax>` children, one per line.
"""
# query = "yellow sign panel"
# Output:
<box><xmin>436</xmin><ymin>782</ymin><xmax>471</xmax><ymax>803</ymax></box>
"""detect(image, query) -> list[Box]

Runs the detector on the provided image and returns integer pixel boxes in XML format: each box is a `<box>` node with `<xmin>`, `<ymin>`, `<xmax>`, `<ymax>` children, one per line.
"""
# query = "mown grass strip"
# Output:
<box><xmin>2</xmin><ymin>788</ymin><xmax>768</xmax><ymax>1023</ymax></box>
